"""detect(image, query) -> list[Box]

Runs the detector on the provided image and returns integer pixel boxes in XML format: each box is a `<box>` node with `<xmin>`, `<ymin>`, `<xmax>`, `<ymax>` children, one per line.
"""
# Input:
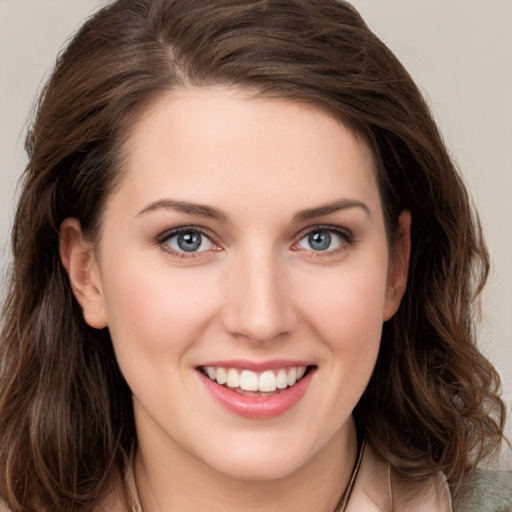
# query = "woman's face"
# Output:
<box><xmin>65</xmin><ymin>87</ymin><xmax>409</xmax><ymax>481</ymax></box>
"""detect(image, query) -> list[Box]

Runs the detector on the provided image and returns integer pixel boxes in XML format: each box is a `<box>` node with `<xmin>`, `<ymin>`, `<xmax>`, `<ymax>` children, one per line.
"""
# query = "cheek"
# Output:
<box><xmin>98</xmin><ymin>256</ymin><xmax>225</xmax><ymax>412</ymax></box>
<box><xmin>293</xmin><ymin>254</ymin><xmax>388</xmax><ymax>387</ymax></box>
<box><xmin>99</xmin><ymin>253</ymin><xmax>222</xmax><ymax>360</ymax></box>
<box><xmin>299</xmin><ymin>264</ymin><xmax>388</xmax><ymax>339</ymax></box>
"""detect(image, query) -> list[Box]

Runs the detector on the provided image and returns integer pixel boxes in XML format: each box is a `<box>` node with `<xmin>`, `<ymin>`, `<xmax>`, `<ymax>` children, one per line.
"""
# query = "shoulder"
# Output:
<box><xmin>454</xmin><ymin>470</ymin><xmax>512</xmax><ymax>512</ymax></box>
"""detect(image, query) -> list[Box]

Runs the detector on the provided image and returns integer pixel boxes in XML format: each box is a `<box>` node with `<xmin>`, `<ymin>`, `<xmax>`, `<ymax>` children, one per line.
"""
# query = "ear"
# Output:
<box><xmin>383</xmin><ymin>210</ymin><xmax>411</xmax><ymax>321</ymax></box>
<box><xmin>59</xmin><ymin>218</ymin><xmax>108</xmax><ymax>329</ymax></box>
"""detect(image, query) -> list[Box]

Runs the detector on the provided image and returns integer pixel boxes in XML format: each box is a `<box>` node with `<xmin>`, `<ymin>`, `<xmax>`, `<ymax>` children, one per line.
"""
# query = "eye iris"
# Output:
<box><xmin>177</xmin><ymin>231</ymin><xmax>202</xmax><ymax>252</ymax></box>
<box><xmin>308</xmin><ymin>230</ymin><xmax>331</xmax><ymax>251</ymax></box>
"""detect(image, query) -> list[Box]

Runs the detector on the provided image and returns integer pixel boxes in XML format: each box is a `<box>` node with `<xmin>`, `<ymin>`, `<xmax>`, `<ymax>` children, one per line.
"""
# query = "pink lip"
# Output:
<box><xmin>197</xmin><ymin>366</ymin><xmax>315</xmax><ymax>419</ymax></box>
<box><xmin>199</xmin><ymin>359</ymin><xmax>312</xmax><ymax>372</ymax></box>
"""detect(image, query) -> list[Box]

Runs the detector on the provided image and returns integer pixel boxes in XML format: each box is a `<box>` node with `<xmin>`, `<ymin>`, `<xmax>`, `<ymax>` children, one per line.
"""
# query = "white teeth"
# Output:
<box><xmin>287</xmin><ymin>367</ymin><xmax>297</xmax><ymax>386</ymax></box>
<box><xmin>259</xmin><ymin>370</ymin><xmax>277</xmax><ymax>392</ymax></box>
<box><xmin>216</xmin><ymin>367</ymin><xmax>227</xmax><ymax>385</ymax></box>
<box><xmin>276</xmin><ymin>369</ymin><xmax>288</xmax><ymax>389</ymax></box>
<box><xmin>239</xmin><ymin>370</ymin><xmax>259</xmax><ymax>391</ymax></box>
<box><xmin>204</xmin><ymin>365</ymin><xmax>308</xmax><ymax>392</ymax></box>
<box><xmin>226</xmin><ymin>368</ymin><xmax>240</xmax><ymax>388</ymax></box>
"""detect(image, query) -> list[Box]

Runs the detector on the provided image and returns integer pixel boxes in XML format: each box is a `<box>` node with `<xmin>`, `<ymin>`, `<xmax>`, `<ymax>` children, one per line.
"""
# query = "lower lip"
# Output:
<box><xmin>198</xmin><ymin>369</ymin><xmax>314</xmax><ymax>419</ymax></box>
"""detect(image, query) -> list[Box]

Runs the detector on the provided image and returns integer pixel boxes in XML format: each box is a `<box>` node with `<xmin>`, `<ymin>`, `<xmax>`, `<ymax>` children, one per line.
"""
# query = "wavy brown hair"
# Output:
<box><xmin>0</xmin><ymin>0</ymin><xmax>506</xmax><ymax>510</ymax></box>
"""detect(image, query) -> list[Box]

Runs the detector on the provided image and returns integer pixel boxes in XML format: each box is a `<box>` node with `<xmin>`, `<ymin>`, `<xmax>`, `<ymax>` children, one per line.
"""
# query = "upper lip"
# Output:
<box><xmin>197</xmin><ymin>359</ymin><xmax>313</xmax><ymax>372</ymax></box>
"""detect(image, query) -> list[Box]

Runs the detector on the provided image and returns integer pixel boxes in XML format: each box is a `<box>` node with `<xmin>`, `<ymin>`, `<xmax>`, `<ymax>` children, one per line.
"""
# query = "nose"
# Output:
<box><xmin>222</xmin><ymin>246</ymin><xmax>297</xmax><ymax>344</ymax></box>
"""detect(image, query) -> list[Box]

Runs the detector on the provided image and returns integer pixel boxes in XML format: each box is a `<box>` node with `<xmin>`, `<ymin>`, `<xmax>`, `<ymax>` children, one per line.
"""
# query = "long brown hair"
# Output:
<box><xmin>0</xmin><ymin>0</ymin><xmax>505</xmax><ymax>510</ymax></box>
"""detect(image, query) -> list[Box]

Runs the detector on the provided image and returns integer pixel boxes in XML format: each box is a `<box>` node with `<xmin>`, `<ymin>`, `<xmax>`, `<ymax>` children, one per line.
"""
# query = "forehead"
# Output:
<box><xmin>112</xmin><ymin>86</ymin><xmax>381</xmax><ymax>220</ymax></box>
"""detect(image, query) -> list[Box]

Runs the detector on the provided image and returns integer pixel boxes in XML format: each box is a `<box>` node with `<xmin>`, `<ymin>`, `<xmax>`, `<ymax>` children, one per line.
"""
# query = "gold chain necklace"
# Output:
<box><xmin>335</xmin><ymin>438</ymin><xmax>366</xmax><ymax>512</ymax></box>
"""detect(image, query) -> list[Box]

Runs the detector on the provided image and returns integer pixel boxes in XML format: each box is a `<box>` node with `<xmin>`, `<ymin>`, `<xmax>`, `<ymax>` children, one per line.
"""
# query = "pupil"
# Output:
<box><xmin>177</xmin><ymin>232</ymin><xmax>201</xmax><ymax>252</ymax></box>
<box><xmin>309</xmin><ymin>231</ymin><xmax>331</xmax><ymax>251</ymax></box>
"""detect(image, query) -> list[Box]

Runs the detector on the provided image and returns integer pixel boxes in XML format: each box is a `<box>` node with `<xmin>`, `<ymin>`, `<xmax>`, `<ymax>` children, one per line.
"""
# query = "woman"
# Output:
<box><xmin>0</xmin><ymin>0</ymin><xmax>509</xmax><ymax>511</ymax></box>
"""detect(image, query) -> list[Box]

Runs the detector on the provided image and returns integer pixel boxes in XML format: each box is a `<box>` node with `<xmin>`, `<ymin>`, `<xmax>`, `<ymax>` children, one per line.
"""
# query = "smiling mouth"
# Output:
<box><xmin>200</xmin><ymin>366</ymin><xmax>313</xmax><ymax>396</ymax></box>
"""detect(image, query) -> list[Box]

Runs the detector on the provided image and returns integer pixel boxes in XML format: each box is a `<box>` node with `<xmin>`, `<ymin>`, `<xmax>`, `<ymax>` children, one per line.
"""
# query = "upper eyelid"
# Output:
<box><xmin>294</xmin><ymin>224</ymin><xmax>354</xmax><ymax>241</ymax></box>
<box><xmin>157</xmin><ymin>225</ymin><xmax>216</xmax><ymax>244</ymax></box>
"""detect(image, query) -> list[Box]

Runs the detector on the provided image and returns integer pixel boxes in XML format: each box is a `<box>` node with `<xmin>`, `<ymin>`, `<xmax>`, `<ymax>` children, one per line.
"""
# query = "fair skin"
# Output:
<box><xmin>60</xmin><ymin>87</ymin><xmax>410</xmax><ymax>512</ymax></box>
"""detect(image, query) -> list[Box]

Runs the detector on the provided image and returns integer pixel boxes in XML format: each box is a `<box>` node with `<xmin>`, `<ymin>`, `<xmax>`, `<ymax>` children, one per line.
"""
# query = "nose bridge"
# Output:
<box><xmin>223</xmin><ymin>242</ymin><xmax>295</xmax><ymax>343</ymax></box>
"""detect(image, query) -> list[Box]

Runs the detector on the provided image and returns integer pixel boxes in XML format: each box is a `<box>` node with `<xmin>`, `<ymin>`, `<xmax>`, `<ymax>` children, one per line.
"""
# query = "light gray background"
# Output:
<box><xmin>1</xmin><ymin>1</ymin><xmax>511</xmax><ymax>461</ymax></box>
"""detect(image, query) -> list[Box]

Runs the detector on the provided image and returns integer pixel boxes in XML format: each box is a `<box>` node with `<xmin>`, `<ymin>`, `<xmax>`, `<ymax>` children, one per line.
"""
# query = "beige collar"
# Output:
<box><xmin>346</xmin><ymin>443</ymin><xmax>453</xmax><ymax>512</ymax></box>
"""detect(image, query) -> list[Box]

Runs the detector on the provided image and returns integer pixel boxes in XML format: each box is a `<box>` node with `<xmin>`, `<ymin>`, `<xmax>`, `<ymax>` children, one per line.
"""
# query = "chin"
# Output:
<box><xmin>205</xmin><ymin>451</ymin><xmax>307</xmax><ymax>482</ymax></box>
<box><xmin>193</xmin><ymin>429</ymin><xmax>326</xmax><ymax>483</ymax></box>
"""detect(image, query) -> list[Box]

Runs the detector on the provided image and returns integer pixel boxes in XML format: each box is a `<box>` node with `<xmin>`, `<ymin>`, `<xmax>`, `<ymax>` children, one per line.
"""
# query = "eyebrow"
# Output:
<box><xmin>137</xmin><ymin>199</ymin><xmax>229</xmax><ymax>221</ymax></box>
<box><xmin>292</xmin><ymin>199</ymin><xmax>371</xmax><ymax>222</ymax></box>
<box><xmin>137</xmin><ymin>197</ymin><xmax>370</xmax><ymax>223</ymax></box>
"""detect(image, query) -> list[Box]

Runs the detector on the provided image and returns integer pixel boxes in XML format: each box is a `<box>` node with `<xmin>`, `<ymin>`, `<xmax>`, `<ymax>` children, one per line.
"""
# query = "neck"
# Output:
<box><xmin>133</xmin><ymin>421</ymin><xmax>358</xmax><ymax>512</ymax></box>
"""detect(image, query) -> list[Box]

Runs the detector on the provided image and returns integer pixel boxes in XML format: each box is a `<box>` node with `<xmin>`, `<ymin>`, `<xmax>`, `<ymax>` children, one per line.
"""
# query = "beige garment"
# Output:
<box><xmin>122</xmin><ymin>443</ymin><xmax>453</xmax><ymax>512</ymax></box>
<box><xmin>346</xmin><ymin>443</ymin><xmax>453</xmax><ymax>512</ymax></box>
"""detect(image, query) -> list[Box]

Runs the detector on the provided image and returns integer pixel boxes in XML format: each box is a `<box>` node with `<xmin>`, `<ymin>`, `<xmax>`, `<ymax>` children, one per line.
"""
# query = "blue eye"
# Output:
<box><xmin>163</xmin><ymin>229</ymin><xmax>214</xmax><ymax>253</ymax></box>
<box><xmin>297</xmin><ymin>228</ymin><xmax>348</xmax><ymax>252</ymax></box>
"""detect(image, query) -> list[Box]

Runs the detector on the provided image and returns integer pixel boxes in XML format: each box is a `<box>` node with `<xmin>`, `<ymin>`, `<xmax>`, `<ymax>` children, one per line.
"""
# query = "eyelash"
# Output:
<box><xmin>156</xmin><ymin>224</ymin><xmax>355</xmax><ymax>259</ymax></box>
<box><xmin>292</xmin><ymin>224</ymin><xmax>355</xmax><ymax>256</ymax></box>
<box><xmin>157</xmin><ymin>226</ymin><xmax>220</xmax><ymax>259</ymax></box>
